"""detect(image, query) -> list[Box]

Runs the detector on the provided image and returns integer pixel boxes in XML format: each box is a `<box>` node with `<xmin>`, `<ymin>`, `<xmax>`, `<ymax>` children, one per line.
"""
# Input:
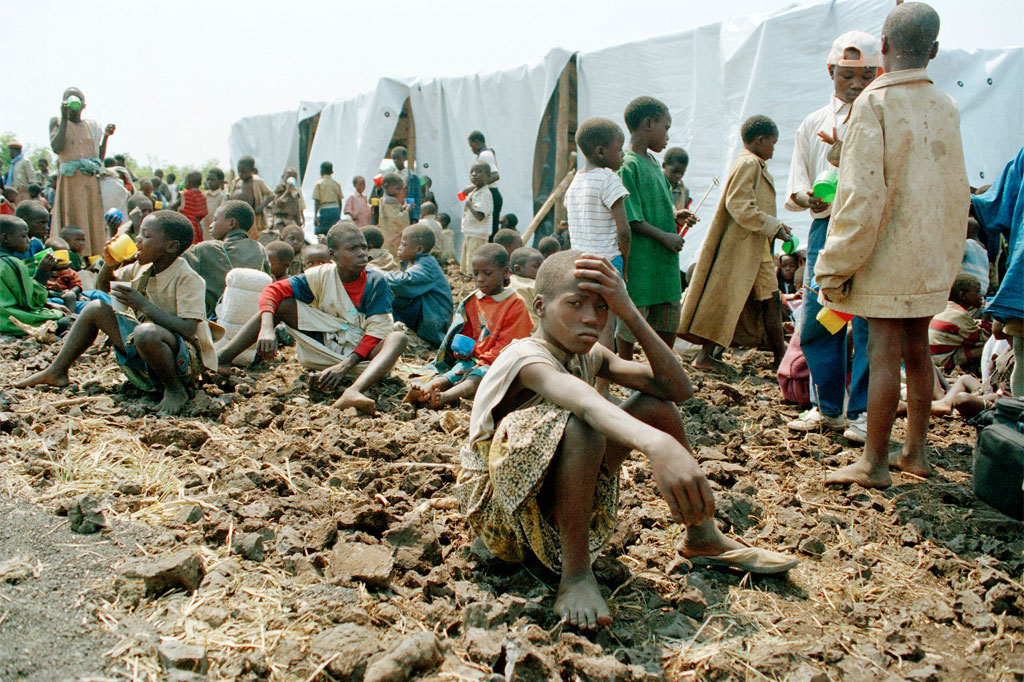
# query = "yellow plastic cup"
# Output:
<box><xmin>816</xmin><ymin>306</ymin><xmax>854</xmax><ymax>334</ymax></box>
<box><xmin>53</xmin><ymin>249</ymin><xmax>70</xmax><ymax>265</ymax></box>
<box><xmin>370</xmin><ymin>197</ymin><xmax>380</xmax><ymax>206</ymax></box>
<box><xmin>87</xmin><ymin>255</ymin><xmax>104</xmax><ymax>267</ymax></box>
<box><xmin>108</xmin><ymin>234</ymin><xmax>138</xmax><ymax>263</ymax></box>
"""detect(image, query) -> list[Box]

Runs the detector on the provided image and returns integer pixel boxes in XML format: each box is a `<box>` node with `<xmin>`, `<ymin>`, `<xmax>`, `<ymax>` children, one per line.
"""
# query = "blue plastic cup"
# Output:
<box><xmin>451</xmin><ymin>334</ymin><xmax>475</xmax><ymax>357</ymax></box>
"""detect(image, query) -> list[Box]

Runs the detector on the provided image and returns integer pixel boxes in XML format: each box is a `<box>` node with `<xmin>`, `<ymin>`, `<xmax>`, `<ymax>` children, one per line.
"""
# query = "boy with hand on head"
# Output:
<box><xmin>178</xmin><ymin>171</ymin><xmax>208</xmax><ymax>245</ymax></box>
<box><xmin>343</xmin><ymin>176</ymin><xmax>372</xmax><ymax>227</ymax></box>
<box><xmin>460</xmin><ymin>162</ymin><xmax>494</xmax><ymax>276</ymax></box>
<box><xmin>362</xmin><ymin>226</ymin><xmax>400</xmax><ymax>272</ymax></box>
<box><xmin>455</xmin><ymin>251</ymin><xmax>796</xmax><ymax>629</ymax></box>
<box><xmin>301</xmin><ymin>244</ymin><xmax>332</xmax><ymax>270</ymax></box>
<box><xmin>215</xmin><ymin>222</ymin><xmax>408</xmax><ymax>415</ymax></box>
<box><xmin>616</xmin><ymin>97</ymin><xmax>696</xmax><ymax>361</ymax></box>
<box><xmin>663</xmin><ymin>147</ymin><xmax>691</xmax><ymax>210</ymax></box>
<box><xmin>377</xmin><ymin>173</ymin><xmax>411</xmax><ymax>257</ymax></box>
<box><xmin>407</xmin><ymin>243</ymin><xmax>532</xmax><ymax>408</ymax></box>
<box><xmin>265</xmin><ymin>241</ymin><xmax>294</xmax><ymax>281</ymax></box>
<box><xmin>183</xmin><ymin>200</ymin><xmax>272</xmax><ymax>318</ymax></box>
<box><xmin>679</xmin><ymin>115</ymin><xmax>792</xmax><ymax>372</ymax></box>
<box><xmin>928</xmin><ymin>274</ymin><xmax>989</xmax><ymax>372</ymax></box>
<box><xmin>509</xmin><ymin>246</ymin><xmax>543</xmax><ymax>327</ymax></box>
<box><xmin>229</xmin><ymin>156</ymin><xmax>275</xmax><ymax>238</ymax></box>
<box><xmin>0</xmin><ymin>215</ymin><xmax>68</xmax><ymax>335</ymax></box>
<box><xmin>16</xmin><ymin>211</ymin><xmax>218</xmax><ymax>415</ymax></box>
<box><xmin>313</xmin><ymin>161</ymin><xmax>344</xmax><ymax>235</ymax></box>
<box><xmin>381</xmin><ymin>223</ymin><xmax>454</xmax><ymax>347</ymax></box>
<box><xmin>200</xmin><ymin>168</ymin><xmax>228</xmax><ymax>241</ymax></box>
<box><xmin>815</xmin><ymin>2</ymin><xmax>971</xmax><ymax>487</ymax></box>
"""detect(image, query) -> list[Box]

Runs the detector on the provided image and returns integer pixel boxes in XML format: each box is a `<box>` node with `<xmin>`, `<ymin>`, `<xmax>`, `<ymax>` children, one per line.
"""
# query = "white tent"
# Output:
<box><xmin>228</xmin><ymin>0</ymin><xmax>1024</xmax><ymax>257</ymax></box>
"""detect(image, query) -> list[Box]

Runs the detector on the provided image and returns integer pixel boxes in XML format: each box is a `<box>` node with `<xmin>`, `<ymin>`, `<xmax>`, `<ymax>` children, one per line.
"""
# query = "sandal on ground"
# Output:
<box><xmin>686</xmin><ymin>538</ymin><xmax>798</xmax><ymax>575</ymax></box>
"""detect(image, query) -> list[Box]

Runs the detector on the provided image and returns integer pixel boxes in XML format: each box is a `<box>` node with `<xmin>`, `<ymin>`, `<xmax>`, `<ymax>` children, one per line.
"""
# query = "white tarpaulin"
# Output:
<box><xmin>577</xmin><ymin>0</ymin><xmax>1024</xmax><ymax>268</ymax></box>
<box><xmin>228</xmin><ymin>109</ymin><xmax>300</xmax><ymax>186</ymax></box>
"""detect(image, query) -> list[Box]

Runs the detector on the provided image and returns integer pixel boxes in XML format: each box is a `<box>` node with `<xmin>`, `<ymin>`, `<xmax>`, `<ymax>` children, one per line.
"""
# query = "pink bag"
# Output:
<box><xmin>777</xmin><ymin>331</ymin><xmax>810</xmax><ymax>406</ymax></box>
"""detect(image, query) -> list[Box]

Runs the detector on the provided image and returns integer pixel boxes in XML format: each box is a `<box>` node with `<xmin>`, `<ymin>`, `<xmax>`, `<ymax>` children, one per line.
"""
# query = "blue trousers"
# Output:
<box><xmin>800</xmin><ymin>217</ymin><xmax>869</xmax><ymax>419</ymax></box>
<box><xmin>316</xmin><ymin>206</ymin><xmax>341</xmax><ymax>235</ymax></box>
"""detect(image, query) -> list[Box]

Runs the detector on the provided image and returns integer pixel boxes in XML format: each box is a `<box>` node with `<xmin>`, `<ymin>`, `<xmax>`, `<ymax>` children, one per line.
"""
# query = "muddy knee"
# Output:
<box><xmin>561</xmin><ymin>414</ymin><xmax>606</xmax><ymax>462</ymax></box>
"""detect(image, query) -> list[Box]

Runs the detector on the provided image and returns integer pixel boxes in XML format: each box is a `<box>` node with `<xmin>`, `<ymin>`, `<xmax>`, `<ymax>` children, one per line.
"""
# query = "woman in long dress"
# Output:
<box><xmin>50</xmin><ymin>87</ymin><xmax>116</xmax><ymax>257</ymax></box>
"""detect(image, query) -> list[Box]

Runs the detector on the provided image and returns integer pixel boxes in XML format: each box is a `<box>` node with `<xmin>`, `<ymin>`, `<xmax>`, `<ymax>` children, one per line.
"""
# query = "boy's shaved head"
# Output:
<box><xmin>493</xmin><ymin>228</ymin><xmax>523</xmax><ymax>252</ymax></box>
<box><xmin>950</xmin><ymin>273</ymin><xmax>979</xmax><ymax>301</ymax></box>
<box><xmin>150</xmin><ymin>210</ymin><xmax>195</xmax><ymax>256</ymax></box>
<box><xmin>420</xmin><ymin>201</ymin><xmax>437</xmax><ymax>216</ymax></box>
<box><xmin>741</xmin><ymin>115</ymin><xmax>778</xmax><ymax>143</ymax></box>
<box><xmin>60</xmin><ymin>226</ymin><xmax>85</xmax><ymax>240</ymax></box>
<box><xmin>381</xmin><ymin>172</ymin><xmax>403</xmax><ymax>189</ymax></box>
<box><xmin>326</xmin><ymin>222</ymin><xmax>362</xmax><ymax>250</ymax></box>
<box><xmin>390</xmin><ymin>146</ymin><xmax>407</xmax><ymax>160</ymax></box>
<box><xmin>535</xmin><ymin>250</ymin><xmax>582</xmax><ymax>299</ymax></box>
<box><xmin>222</xmin><ymin>199</ymin><xmax>255</xmax><ymax>232</ymax></box>
<box><xmin>510</xmin><ymin>246</ymin><xmax>542</xmax><ymax>271</ymax></box>
<box><xmin>302</xmin><ymin>243</ymin><xmax>330</xmax><ymax>261</ymax></box>
<box><xmin>238</xmin><ymin>156</ymin><xmax>256</xmax><ymax>169</ymax></box>
<box><xmin>471</xmin><ymin>161</ymin><xmax>491</xmax><ymax>175</ymax></box>
<box><xmin>14</xmin><ymin>200</ymin><xmax>48</xmax><ymax>222</ymax></box>
<box><xmin>883</xmin><ymin>2</ymin><xmax>940</xmax><ymax>58</ymax></box>
<box><xmin>664</xmin><ymin>147</ymin><xmax>689</xmax><ymax>167</ymax></box>
<box><xmin>128</xmin><ymin>193</ymin><xmax>153</xmax><ymax>212</ymax></box>
<box><xmin>577</xmin><ymin>117</ymin><xmax>624</xmax><ymax>157</ymax></box>
<box><xmin>473</xmin><ymin>242</ymin><xmax>508</xmax><ymax>269</ymax></box>
<box><xmin>404</xmin><ymin>223</ymin><xmax>435</xmax><ymax>252</ymax></box>
<box><xmin>624</xmin><ymin>96</ymin><xmax>669</xmax><ymax>133</ymax></box>
<box><xmin>0</xmin><ymin>215</ymin><xmax>26</xmax><ymax>236</ymax></box>
<box><xmin>265</xmin><ymin>240</ymin><xmax>294</xmax><ymax>262</ymax></box>
<box><xmin>362</xmin><ymin>226</ymin><xmax>385</xmax><ymax>249</ymax></box>
<box><xmin>537</xmin><ymin>236</ymin><xmax>560</xmax><ymax>258</ymax></box>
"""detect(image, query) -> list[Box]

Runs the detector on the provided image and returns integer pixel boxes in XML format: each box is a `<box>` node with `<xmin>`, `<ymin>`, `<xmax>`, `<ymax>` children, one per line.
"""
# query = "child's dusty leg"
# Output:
<box><xmin>546</xmin><ymin>414</ymin><xmax>612</xmax><ymax>629</ymax></box>
<box><xmin>436</xmin><ymin>373</ymin><xmax>481</xmax><ymax>407</ymax></box>
<box><xmin>596</xmin><ymin>313</ymin><xmax>617</xmax><ymax>396</ymax></box>
<box><xmin>610</xmin><ymin>392</ymin><xmax>743</xmax><ymax>556</ymax></box>
<box><xmin>616</xmin><ymin>337</ymin><xmax>635</xmax><ymax>362</ymax></box>
<box><xmin>335</xmin><ymin>331</ymin><xmax>408</xmax><ymax>414</ymax></box>
<box><xmin>217</xmin><ymin>298</ymin><xmax>299</xmax><ymax>366</ymax></box>
<box><xmin>890</xmin><ymin>317</ymin><xmax>935</xmax><ymax>477</ymax></box>
<box><xmin>132</xmin><ymin>323</ymin><xmax>189</xmax><ymax>415</ymax></box>
<box><xmin>693</xmin><ymin>340</ymin><xmax>731</xmax><ymax>373</ymax></box>
<box><xmin>15</xmin><ymin>301</ymin><xmax>124</xmax><ymax>388</ymax></box>
<box><xmin>762</xmin><ymin>293</ymin><xmax>787</xmax><ymax>370</ymax></box>
<box><xmin>931</xmin><ymin>375</ymin><xmax>978</xmax><ymax>415</ymax></box>
<box><xmin>827</xmin><ymin>318</ymin><xmax>901</xmax><ymax>488</ymax></box>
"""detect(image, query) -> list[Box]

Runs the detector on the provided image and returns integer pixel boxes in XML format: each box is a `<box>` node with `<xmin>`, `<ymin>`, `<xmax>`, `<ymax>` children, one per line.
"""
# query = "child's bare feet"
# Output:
<box><xmin>403</xmin><ymin>386</ymin><xmax>425</xmax><ymax>404</ymax></box>
<box><xmin>889</xmin><ymin>449</ymin><xmax>932</xmax><ymax>478</ymax></box>
<box><xmin>555</xmin><ymin>569</ymin><xmax>612</xmax><ymax>630</ymax></box>
<box><xmin>15</xmin><ymin>368</ymin><xmax>70</xmax><ymax>388</ymax></box>
<box><xmin>156</xmin><ymin>389</ymin><xmax>189</xmax><ymax>416</ymax></box>
<box><xmin>426</xmin><ymin>384</ymin><xmax>445</xmax><ymax>409</ymax></box>
<box><xmin>692</xmin><ymin>351</ymin><xmax>734</xmax><ymax>375</ymax></box>
<box><xmin>930</xmin><ymin>399</ymin><xmax>953</xmax><ymax>417</ymax></box>
<box><xmin>826</xmin><ymin>456</ymin><xmax>892</xmax><ymax>488</ymax></box>
<box><xmin>333</xmin><ymin>387</ymin><xmax>376</xmax><ymax>415</ymax></box>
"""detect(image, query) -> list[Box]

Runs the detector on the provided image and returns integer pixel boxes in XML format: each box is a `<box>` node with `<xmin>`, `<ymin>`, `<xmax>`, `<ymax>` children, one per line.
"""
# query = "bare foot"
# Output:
<box><xmin>14</xmin><ymin>368</ymin><xmax>70</xmax><ymax>388</ymax></box>
<box><xmin>889</xmin><ymin>450</ymin><xmax>932</xmax><ymax>478</ymax></box>
<box><xmin>692</xmin><ymin>353</ymin><xmax>734</xmax><ymax>375</ymax></box>
<box><xmin>333</xmin><ymin>387</ymin><xmax>376</xmax><ymax>415</ymax></box>
<box><xmin>403</xmin><ymin>386</ymin><xmax>426</xmax><ymax>405</ymax></box>
<box><xmin>826</xmin><ymin>457</ymin><xmax>892</xmax><ymax>488</ymax></box>
<box><xmin>426</xmin><ymin>384</ymin><xmax>445</xmax><ymax>409</ymax></box>
<box><xmin>678</xmin><ymin>532</ymin><xmax>745</xmax><ymax>558</ymax></box>
<box><xmin>930</xmin><ymin>400</ymin><xmax>953</xmax><ymax>417</ymax></box>
<box><xmin>555</xmin><ymin>570</ymin><xmax>612</xmax><ymax>629</ymax></box>
<box><xmin>156</xmin><ymin>389</ymin><xmax>189</xmax><ymax>416</ymax></box>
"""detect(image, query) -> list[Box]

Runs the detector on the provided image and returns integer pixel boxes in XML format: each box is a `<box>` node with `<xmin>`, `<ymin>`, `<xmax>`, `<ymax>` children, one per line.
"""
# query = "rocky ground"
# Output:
<box><xmin>0</xmin><ymin>269</ymin><xmax>1021</xmax><ymax>682</ymax></box>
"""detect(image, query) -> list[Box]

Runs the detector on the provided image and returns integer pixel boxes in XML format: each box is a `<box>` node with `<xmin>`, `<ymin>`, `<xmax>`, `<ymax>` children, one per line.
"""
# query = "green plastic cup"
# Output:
<box><xmin>812</xmin><ymin>169</ymin><xmax>838</xmax><ymax>203</ymax></box>
<box><xmin>65</xmin><ymin>95</ymin><xmax>83</xmax><ymax>111</ymax></box>
<box><xmin>782</xmin><ymin>236</ymin><xmax>800</xmax><ymax>255</ymax></box>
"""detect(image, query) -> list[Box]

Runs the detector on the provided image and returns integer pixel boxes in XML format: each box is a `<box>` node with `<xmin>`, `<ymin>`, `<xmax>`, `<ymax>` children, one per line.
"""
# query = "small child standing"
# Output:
<box><xmin>200</xmin><ymin>168</ymin><xmax>228</xmax><ymax>241</ymax></box>
<box><xmin>815</xmin><ymin>2</ymin><xmax>971</xmax><ymax>487</ymax></box>
<box><xmin>381</xmin><ymin>224</ymin><xmax>454</xmax><ymax>347</ymax></box>
<box><xmin>509</xmin><ymin>246</ymin><xmax>543</xmax><ymax>327</ymax></box>
<box><xmin>679</xmin><ymin>116</ymin><xmax>792</xmax><ymax>372</ymax></box>
<box><xmin>459</xmin><ymin>162</ymin><xmax>494</xmax><ymax>276</ymax></box>
<box><xmin>343</xmin><ymin>176</ymin><xmax>372</xmax><ymax>227</ymax></box>
<box><xmin>17</xmin><ymin>211</ymin><xmax>217</xmax><ymax>415</ymax></box>
<box><xmin>313</xmin><ymin>161</ymin><xmax>345</xmax><ymax>235</ymax></box>
<box><xmin>178</xmin><ymin>171</ymin><xmax>209</xmax><ymax>245</ymax></box>
<box><xmin>363</xmin><ymin>226</ymin><xmax>400</xmax><ymax>272</ymax></box>
<box><xmin>377</xmin><ymin>173</ymin><xmax>411</xmax><ymax>257</ymax></box>
<box><xmin>564</xmin><ymin>117</ymin><xmax>632</xmax><ymax>362</ymax></box>
<box><xmin>407</xmin><ymin>244</ymin><xmax>532</xmax><ymax>407</ymax></box>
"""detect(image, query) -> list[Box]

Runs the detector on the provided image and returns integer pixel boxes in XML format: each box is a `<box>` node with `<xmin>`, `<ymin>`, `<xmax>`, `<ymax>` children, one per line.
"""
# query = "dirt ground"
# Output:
<box><xmin>0</xmin><ymin>268</ymin><xmax>1021</xmax><ymax>682</ymax></box>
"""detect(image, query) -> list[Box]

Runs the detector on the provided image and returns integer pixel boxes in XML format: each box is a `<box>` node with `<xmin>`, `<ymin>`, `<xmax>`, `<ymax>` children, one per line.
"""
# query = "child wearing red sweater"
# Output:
<box><xmin>178</xmin><ymin>171</ymin><xmax>208</xmax><ymax>244</ymax></box>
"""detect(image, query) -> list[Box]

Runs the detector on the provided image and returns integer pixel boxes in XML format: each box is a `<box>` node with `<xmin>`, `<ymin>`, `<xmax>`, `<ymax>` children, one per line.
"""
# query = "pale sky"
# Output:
<box><xmin>4</xmin><ymin>0</ymin><xmax>1019</xmax><ymax>169</ymax></box>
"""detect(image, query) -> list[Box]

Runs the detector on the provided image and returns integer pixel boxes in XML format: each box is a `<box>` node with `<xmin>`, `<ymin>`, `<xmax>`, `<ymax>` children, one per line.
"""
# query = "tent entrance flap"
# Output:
<box><xmin>531</xmin><ymin>56</ymin><xmax>577</xmax><ymax>246</ymax></box>
<box><xmin>298</xmin><ymin>113</ymin><xmax>321</xmax><ymax>182</ymax></box>
<box><xmin>387</xmin><ymin>97</ymin><xmax>417</xmax><ymax>166</ymax></box>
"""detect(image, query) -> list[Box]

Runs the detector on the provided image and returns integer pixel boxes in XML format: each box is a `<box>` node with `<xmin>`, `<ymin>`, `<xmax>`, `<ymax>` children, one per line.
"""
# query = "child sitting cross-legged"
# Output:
<box><xmin>16</xmin><ymin>211</ymin><xmax>218</xmax><ymax>415</ymax></box>
<box><xmin>455</xmin><ymin>251</ymin><xmax>797</xmax><ymax>629</ymax></box>
<box><xmin>380</xmin><ymin>224</ymin><xmax>454</xmax><ymax>347</ymax></box>
<box><xmin>363</xmin><ymin>226</ymin><xmax>400</xmax><ymax>272</ymax></box>
<box><xmin>406</xmin><ymin>243</ymin><xmax>532</xmax><ymax>407</ymax></box>
<box><xmin>215</xmin><ymin>222</ymin><xmax>408</xmax><ymax>415</ymax></box>
<box><xmin>509</xmin><ymin>246</ymin><xmax>543</xmax><ymax>328</ymax></box>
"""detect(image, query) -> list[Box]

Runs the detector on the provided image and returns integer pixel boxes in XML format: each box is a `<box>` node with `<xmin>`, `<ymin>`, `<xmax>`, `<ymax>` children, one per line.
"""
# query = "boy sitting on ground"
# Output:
<box><xmin>301</xmin><ymin>244</ymin><xmax>331</xmax><ymax>270</ymax></box>
<box><xmin>434</xmin><ymin>212</ymin><xmax>457</xmax><ymax>265</ymax></box>
<box><xmin>215</xmin><ymin>222</ymin><xmax>408</xmax><ymax>415</ymax></box>
<box><xmin>0</xmin><ymin>215</ymin><xmax>68</xmax><ymax>335</ymax></box>
<box><xmin>380</xmin><ymin>224</ymin><xmax>454</xmax><ymax>347</ymax></box>
<box><xmin>407</xmin><ymin>243</ymin><xmax>532</xmax><ymax>408</ymax></box>
<box><xmin>363</xmin><ymin>226</ymin><xmax>400</xmax><ymax>272</ymax></box>
<box><xmin>455</xmin><ymin>251</ymin><xmax>796</xmax><ymax>629</ymax></box>
<box><xmin>14</xmin><ymin>201</ymin><xmax>50</xmax><ymax>259</ymax></box>
<box><xmin>928</xmin><ymin>273</ymin><xmax>989</xmax><ymax>372</ymax></box>
<box><xmin>183</xmin><ymin>200</ymin><xmax>272</xmax><ymax>318</ymax></box>
<box><xmin>378</xmin><ymin>173</ymin><xmax>411</xmax><ymax>256</ymax></box>
<box><xmin>509</xmin><ymin>246</ymin><xmax>543</xmax><ymax>328</ymax></box>
<box><xmin>265</xmin><ymin>241</ymin><xmax>294</xmax><ymax>281</ymax></box>
<box><xmin>16</xmin><ymin>211</ymin><xmax>218</xmax><ymax>415</ymax></box>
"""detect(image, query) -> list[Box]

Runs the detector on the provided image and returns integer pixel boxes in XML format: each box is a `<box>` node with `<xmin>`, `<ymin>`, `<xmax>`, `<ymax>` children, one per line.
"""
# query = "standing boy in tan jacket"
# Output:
<box><xmin>815</xmin><ymin>2</ymin><xmax>970</xmax><ymax>488</ymax></box>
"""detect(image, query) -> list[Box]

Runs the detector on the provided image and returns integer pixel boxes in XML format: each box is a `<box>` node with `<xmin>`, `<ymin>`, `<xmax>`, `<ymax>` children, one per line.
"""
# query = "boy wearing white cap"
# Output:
<box><xmin>815</xmin><ymin>2</ymin><xmax>970</xmax><ymax>488</ymax></box>
<box><xmin>784</xmin><ymin>30</ymin><xmax>880</xmax><ymax>441</ymax></box>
